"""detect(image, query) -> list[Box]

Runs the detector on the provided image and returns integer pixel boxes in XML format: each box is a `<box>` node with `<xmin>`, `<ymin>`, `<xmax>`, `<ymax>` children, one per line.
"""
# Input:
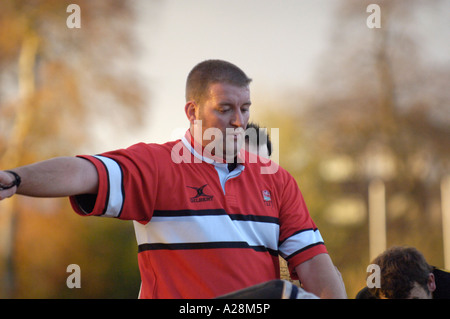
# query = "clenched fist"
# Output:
<box><xmin>0</xmin><ymin>170</ymin><xmax>20</xmax><ymax>200</ymax></box>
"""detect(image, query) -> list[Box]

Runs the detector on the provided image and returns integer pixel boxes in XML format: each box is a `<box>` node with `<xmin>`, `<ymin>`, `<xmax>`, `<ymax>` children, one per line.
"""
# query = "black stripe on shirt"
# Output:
<box><xmin>152</xmin><ymin>209</ymin><xmax>279</xmax><ymax>224</ymax></box>
<box><xmin>138</xmin><ymin>242</ymin><xmax>278</xmax><ymax>256</ymax></box>
<box><xmin>94</xmin><ymin>158</ymin><xmax>110</xmax><ymax>217</ymax></box>
<box><xmin>118</xmin><ymin>163</ymin><xmax>125</xmax><ymax>218</ymax></box>
<box><xmin>228</xmin><ymin>214</ymin><xmax>279</xmax><ymax>224</ymax></box>
<box><xmin>152</xmin><ymin>209</ymin><xmax>226</xmax><ymax>217</ymax></box>
<box><xmin>284</xmin><ymin>242</ymin><xmax>325</xmax><ymax>261</ymax></box>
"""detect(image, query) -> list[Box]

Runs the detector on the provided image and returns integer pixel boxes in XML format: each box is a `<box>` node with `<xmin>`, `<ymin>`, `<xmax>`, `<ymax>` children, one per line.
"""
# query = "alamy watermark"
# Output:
<box><xmin>366</xmin><ymin>263</ymin><xmax>381</xmax><ymax>288</ymax></box>
<box><xmin>66</xmin><ymin>264</ymin><xmax>81</xmax><ymax>289</ymax></box>
<box><xmin>66</xmin><ymin>4</ymin><xmax>81</xmax><ymax>29</ymax></box>
<box><xmin>366</xmin><ymin>4</ymin><xmax>381</xmax><ymax>29</ymax></box>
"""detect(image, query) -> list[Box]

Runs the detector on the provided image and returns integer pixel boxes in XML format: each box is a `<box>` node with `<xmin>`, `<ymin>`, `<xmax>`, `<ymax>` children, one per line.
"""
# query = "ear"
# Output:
<box><xmin>427</xmin><ymin>273</ymin><xmax>436</xmax><ymax>293</ymax></box>
<box><xmin>185</xmin><ymin>101</ymin><xmax>198</xmax><ymax>124</ymax></box>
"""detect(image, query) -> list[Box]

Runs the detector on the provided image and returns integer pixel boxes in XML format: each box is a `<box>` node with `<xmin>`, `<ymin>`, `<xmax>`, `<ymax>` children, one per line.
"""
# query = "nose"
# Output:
<box><xmin>231</xmin><ymin>109</ymin><xmax>244</xmax><ymax>128</ymax></box>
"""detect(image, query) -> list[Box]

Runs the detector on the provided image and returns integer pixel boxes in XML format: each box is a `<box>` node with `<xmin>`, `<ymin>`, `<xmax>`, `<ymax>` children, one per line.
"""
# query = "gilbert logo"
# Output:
<box><xmin>187</xmin><ymin>184</ymin><xmax>214</xmax><ymax>203</ymax></box>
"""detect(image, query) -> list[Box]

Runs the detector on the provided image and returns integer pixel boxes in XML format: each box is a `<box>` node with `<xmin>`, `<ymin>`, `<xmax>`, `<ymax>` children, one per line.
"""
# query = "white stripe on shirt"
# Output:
<box><xmin>94</xmin><ymin>155</ymin><xmax>124</xmax><ymax>218</ymax></box>
<box><xmin>133</xmin><ymin>214</ymin><xmax>280</xmax><ymax>252</ymax></box>
<box><xmin>278</xmin><ymin>229</ymin><xmax>324</xmax><ymax>259</ymax></box>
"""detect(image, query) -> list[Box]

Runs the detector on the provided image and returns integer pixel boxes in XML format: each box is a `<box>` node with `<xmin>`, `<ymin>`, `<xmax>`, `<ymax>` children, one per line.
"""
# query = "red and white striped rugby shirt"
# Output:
<box><xmin>70</xmin><ymin>130</ymin><xmax>327</xmax><ymax>298</ymax></box>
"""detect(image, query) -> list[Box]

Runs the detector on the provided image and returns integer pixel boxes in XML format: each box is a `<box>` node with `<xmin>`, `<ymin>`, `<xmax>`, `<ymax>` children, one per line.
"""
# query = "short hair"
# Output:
<box><xmin>185</xmin><ymin>59</ymin><xmax>252</xmax><ymax>103</ymax></box>
<box><xmin>369</xmin><ymin>246</ymin><xmax>433</xmax><ymax>299</ymax></box>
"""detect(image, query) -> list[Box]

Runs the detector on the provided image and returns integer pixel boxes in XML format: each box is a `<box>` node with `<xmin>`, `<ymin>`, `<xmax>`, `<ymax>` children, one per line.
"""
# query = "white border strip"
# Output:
<box><xmin>279</xmin><ymin>229</ymin><xmax>324</xmax><ymax>259</ymax></box>
<box><xmin>94</xmin><ymin>155</ymin><xmax>124</xmax><ymax>218</ymax></box>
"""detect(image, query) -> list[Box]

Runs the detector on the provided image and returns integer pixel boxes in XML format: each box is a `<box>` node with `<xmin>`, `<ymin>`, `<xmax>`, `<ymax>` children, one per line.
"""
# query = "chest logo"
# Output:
<box><xmin>262</xmin><ymin>190</ymin><xmax>272</xmax><ymax>206</ymax></box>
<box><xmin>187</xmin><ymin>184</ymin><xmax>214</xmax><ymax>203</ymax></box>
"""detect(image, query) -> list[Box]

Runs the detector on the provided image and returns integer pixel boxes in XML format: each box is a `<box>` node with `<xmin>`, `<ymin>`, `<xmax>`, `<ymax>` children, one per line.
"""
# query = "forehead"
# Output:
<box><xmin>206</xmin><ymin>82</ymin><xmax>250</xmax><ymax>103</ymax></box>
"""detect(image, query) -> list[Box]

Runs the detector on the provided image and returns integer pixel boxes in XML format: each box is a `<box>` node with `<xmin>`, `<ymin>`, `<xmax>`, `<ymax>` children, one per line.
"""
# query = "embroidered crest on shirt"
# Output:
<box><xmin>262</xmin><ymin>190</ymin><xmax>272</xmax><ymax>206</ymax></box>
<box><xmin>187</xmin><ymin>184</ymin><xmax>214</xmax><ymax>203</ymax></box>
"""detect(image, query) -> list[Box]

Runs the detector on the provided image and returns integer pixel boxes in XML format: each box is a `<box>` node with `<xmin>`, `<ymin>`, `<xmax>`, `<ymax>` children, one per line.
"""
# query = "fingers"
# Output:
<box><xmin>0</xmin><ymin>186</ymin><xmax>17</xmax><ymax>200</ymax></box>
<box><xmin>0</xmin><ymin>171</ymin><xmax>17</xmax><ymax>200</ymax></box>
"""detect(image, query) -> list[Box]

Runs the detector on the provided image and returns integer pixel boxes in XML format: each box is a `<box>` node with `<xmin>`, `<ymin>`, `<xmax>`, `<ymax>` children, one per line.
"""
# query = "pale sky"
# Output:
<box><xmin>100</xmin><ymin>0</ymin><xmax>339</xmax><ymax>149</ymax></box>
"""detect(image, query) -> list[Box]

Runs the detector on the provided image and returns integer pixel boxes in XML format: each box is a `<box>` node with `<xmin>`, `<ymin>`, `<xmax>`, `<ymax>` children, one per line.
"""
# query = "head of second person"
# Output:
<box><xmin>184</xmin><ymin>60</ymin><xmax>252</xmax><ymax>162</ymax></box>
<box><xmin>370</xmin><ymin>246</ymin><xmax>436</xmax><ymax>299</ymax></box>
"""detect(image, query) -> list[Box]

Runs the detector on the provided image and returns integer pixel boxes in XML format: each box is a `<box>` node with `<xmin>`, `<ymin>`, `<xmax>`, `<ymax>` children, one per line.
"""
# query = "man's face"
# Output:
<box><xmin>192</xmin><ymin>82</ymin><xmax>251</xmax><ymax>160</ymax></box>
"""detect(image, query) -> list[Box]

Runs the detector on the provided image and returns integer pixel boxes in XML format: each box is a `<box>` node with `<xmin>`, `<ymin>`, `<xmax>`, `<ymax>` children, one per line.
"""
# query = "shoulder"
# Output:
<box><xmin>433</xmin><ymin>267</ymin><xmax>450</xmax><ymax>299</ymax></box>
<box><xmin>127</xmin><ymin>140</ymin><xmax>179</xmax><ymax>153</ymax></box>
<box><xmin>433</xmin><ymin>267</ymin><xmax>450</xmax><ymax>281</ymax></box>
<box><xmin>92</xmin><ymin>140</ymin><xmax>181</xmax><ymax>172</ymax></box>
<box><xmin>122</xmin><ymin>140</ymin><xmax>180</xmax><ymax>160</ymax></box>
<box><xmin>243</xmin><ymin>152</ymin><xmax>290</xmax><ymax>179</ymax></box>
<box><xmin>355</xmin><ymin>286</ymin><xmax>377</xmax><ymax>299</ymax></box>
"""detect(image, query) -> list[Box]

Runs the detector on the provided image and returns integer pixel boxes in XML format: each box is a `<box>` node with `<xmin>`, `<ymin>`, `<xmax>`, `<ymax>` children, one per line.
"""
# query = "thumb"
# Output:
<box><xmin>0</xmin><ymin>171</ymin><xmax>18</xmax><ymax>200</ymax></box>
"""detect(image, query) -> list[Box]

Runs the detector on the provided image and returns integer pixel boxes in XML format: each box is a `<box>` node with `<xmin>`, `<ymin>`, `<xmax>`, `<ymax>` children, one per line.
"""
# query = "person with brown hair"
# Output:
<box><xmin>356</xmin><ymin>246</ymin><xmax>450</xmax><ymax>299</ymax></box>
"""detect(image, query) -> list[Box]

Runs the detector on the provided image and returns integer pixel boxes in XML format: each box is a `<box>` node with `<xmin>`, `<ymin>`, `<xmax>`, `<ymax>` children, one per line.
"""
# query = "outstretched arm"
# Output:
<box><xmin>0</xmin><ymin>157</ymin><xmax>98</xmax><ymax>200</ymax></box>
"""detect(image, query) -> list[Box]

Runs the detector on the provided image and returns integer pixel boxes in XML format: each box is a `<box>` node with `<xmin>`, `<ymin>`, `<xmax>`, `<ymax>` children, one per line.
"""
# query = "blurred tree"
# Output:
<box><xmin>304</xmin><ymin>0</ymin><xmax>450</xmax><ymax>297</ymax></box>
<box><xmin>0</xmin><ymin>0</ymin><xmax>149</xmax><ymax>298</ymax></box>
<box><xmin>258</xmin><ymin>0</ymin><xmax>449</xmax><ymax>298</ymax></box>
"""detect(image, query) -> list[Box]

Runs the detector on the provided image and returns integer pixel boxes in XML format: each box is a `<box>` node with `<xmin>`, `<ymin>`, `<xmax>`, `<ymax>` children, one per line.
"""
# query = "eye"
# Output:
<box><xmin>217</xmin><ymin>105</ymin><xmax>231</xmax><ymax>113</ymax></box>
<box><xmin>241</xmin><ymin>105</ymin><xmax>250</xmax><ymax>113</ymax></box>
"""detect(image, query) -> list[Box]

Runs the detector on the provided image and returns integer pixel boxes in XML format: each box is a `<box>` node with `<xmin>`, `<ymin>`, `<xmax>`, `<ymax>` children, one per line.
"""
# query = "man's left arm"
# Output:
<box><xmin>295</xmin><ymin>253</ymin><xmax>347</xmax><ymax>299</ymax></box>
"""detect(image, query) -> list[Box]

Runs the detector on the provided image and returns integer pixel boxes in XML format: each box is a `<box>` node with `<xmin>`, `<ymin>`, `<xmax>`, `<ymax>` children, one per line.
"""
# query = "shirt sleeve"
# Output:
<box><xmin>277</xmin><ymin>169</ymin><xmax>328</xmax><ymax>279</ymax></box>
<box><xmin>69</xmin><ymin>143</ymin><xmax>159</xmax><ymax>222</ymax></box>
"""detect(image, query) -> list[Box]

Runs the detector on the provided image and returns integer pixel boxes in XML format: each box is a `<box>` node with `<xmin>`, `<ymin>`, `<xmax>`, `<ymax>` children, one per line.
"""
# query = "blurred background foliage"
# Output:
<box><xmin>257</xmin><ymin>0</ymin><xmax>450</xmax><ymax>297</ymax></box>
<box><xmin>0</xmin><ymin>0</ymin><xmax>449</xmax><ymax>298</ymax></box>
<box><xmin>0</xmin><ymin>0</ymin><xmax>145</xmax><ymax>298</ymax></box>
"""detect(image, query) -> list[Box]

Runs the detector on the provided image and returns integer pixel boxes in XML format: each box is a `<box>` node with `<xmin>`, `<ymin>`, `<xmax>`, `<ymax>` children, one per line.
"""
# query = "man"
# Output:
<box><xmin>356</xmin><ymin>246</ymin><xmax>450</xmax><ymax>299</ymax></box>
<box><xmin>0</xmin><ymin>59</ymin><xmax>346</xmax><ymax>299</ymax></box>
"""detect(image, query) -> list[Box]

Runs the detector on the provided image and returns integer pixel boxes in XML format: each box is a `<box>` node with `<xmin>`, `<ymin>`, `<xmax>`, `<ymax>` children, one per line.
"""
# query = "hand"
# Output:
<box><xmin>0</xmin><ymin>170</ymin><xmax>18</xmax><ymax>200</ymax></box>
